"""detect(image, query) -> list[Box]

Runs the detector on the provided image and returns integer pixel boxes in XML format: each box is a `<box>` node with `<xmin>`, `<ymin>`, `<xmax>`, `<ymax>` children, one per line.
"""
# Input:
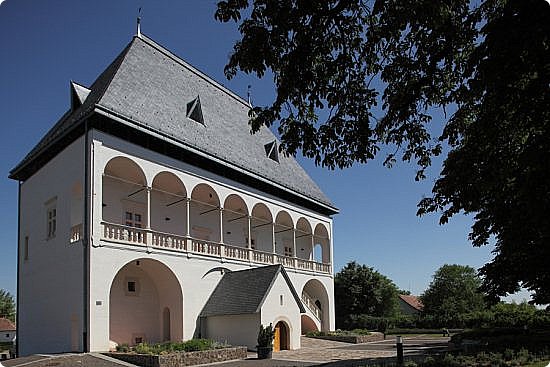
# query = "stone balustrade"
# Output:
<box><xmin>101</xmin><ymin>221</ymin><xmax>331</xmax><ymax>274</ymax></box>
<box><xmin>301</xmin><ymin>290</ymin><xmax>323</xmax><ymax>321</ymax></box>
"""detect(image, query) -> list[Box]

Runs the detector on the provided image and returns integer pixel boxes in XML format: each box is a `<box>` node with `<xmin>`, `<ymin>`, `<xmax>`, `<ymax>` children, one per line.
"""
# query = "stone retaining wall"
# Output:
<box><xmin>105</xmin><ymin>346</ymin><xmax>248</xmax><ymax>367</ymax></box>
<box><xmin>308</xmin><ymin>332</ymin><xmax>384</xmax><ymax>344</ymax></box>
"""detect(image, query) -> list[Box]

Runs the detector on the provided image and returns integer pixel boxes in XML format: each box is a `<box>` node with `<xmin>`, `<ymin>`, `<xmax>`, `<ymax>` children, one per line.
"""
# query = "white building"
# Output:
<box><xmin>10</xmin><ymin>33</ymin><xmax>338</xmax><ymax>356</ymax></box>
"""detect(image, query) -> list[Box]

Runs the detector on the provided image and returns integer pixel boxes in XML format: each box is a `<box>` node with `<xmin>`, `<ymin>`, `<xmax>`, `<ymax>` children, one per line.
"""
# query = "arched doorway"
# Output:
<box><xmin>109</xmin><ymin>259</ymin><xmax>183</xmax><ymax>346</ymax></box>
<box><xmin>274</xmin><ymin>321</ymin><xmax>289</xmax><ymax>351</ymax></box>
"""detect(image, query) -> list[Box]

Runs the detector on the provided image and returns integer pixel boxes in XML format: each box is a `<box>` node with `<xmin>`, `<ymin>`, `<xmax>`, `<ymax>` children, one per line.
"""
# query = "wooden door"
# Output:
<box><xmin>279</xmin><ymin>322</ymin><xmax>288</xmax><ymax>350</ymax></box>
<box><xmin>273</xmin><ymin>323</ymin><xmax>281</xmax><ymax>351</ymax></box>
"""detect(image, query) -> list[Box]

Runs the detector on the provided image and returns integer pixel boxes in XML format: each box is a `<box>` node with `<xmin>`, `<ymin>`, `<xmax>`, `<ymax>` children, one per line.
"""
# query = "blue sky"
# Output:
<box><xmin>0</xmin><ymin>0</ymin><xmax>528</xmax><ymax>302</ymax></box>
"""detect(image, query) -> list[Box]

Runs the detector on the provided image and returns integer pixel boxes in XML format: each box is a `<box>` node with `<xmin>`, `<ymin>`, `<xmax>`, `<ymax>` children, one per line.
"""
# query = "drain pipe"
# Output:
<box><xmin>83</xmin><ymin>119</ymin><xmax>90</xmax><ymax>352</ymax></box>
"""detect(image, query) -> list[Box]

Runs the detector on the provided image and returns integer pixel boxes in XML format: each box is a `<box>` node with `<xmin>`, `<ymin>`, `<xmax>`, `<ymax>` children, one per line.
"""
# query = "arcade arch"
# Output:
<box><xmin>109</xmin><ymin>258</ymin><xmax>183</xmax><ymax>346</ymax></box>
<box><xmin>301</xmin><ymin>279</ymin><xmax>330</xmax><ymax>332</ymax></box>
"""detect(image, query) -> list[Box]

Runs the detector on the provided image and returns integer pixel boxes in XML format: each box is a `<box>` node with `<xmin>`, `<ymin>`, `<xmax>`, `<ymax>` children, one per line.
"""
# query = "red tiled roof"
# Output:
<box><xmin>0</xmin><ymin>317</ymin><xmax>16</xmax><ymax>331</ymax></box>
<box><xmin>399</xmin><ymin>294</ymin><xmax>424</xmax><ymax>311</ymax></box>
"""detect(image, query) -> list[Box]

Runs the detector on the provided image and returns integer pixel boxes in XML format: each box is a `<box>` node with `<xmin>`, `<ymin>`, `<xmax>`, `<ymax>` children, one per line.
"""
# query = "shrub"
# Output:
<box><xmin>116</xmin><ymin>344</ymin><xmax>130</xmax><ymax>353</ymax></box>
<box><xmin>257</xmin><ymin>324</ymin><xmax>274</xmax><ymax>347</ymax></box>
<box><xmin>306</xmin><ymin>329</ymin><xmax>370</xmax><ymax>337</ymax></box>
<box><xmin>114</xmin><ymin>339</ymin><xmax>222</xmax><ymax>355</ymax></box>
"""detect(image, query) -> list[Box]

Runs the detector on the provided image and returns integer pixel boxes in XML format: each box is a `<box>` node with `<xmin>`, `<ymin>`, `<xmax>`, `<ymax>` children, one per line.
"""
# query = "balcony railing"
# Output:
<box><xmin>302</xmin><ymin>291</ymin><xmax>323</xmax><ymax>321</ymax></box>
<box><xmin>70</xmin><ymin>224</ymin><xmax>83</xmax><ymax>243</ymax></box>
<box><xmin>101</xmin><ymin>221</ymin><xmax>331</xmax><ymax>274</ymax></box>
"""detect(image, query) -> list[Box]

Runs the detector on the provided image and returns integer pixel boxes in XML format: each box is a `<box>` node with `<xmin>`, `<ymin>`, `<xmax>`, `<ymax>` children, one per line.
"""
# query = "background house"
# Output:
<box><xmin>398</xmin><ymin>295</ymin><xmax>424</xmax><ymax>316</ymax></box>
<box><xmin>0</xmin><ymin>318</ymin><xmax>16</xmax><ymax>343</ymax></box>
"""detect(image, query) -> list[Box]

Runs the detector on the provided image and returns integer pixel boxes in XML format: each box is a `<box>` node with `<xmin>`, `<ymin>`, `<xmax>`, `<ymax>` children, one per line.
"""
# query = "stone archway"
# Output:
<box><xmin>109</xmin><ymin>258</ymin><xmax>183</xmax><ymax>346</ymax></box>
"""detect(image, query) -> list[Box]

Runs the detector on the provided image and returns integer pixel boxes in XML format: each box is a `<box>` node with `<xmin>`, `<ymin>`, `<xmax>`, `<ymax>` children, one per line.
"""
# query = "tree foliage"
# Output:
<box><xmin>215</xmin><ymin>0</ymin><xmax>550</xmax><ymax>303</ymax></box>
<box><xmin>421</xmin><ymin>264</ymin><xmax>486</xmax><ymax>326</ymax></box>
<box><xmin>0</xmin><ymin>289</ymin><xmax>15</xmax><ymax>322</ymax></box>
<box><xmin>334</xmin><ymin>261</ymin><xmax>399</xmax><ymax>326</ymax></box>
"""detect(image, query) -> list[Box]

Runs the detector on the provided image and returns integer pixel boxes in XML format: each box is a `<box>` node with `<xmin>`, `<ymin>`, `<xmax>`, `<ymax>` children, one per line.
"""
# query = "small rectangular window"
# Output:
<box><xmin>280</xmin><ymin>295</ymin><xmax>284</xmax><ymax>306</ymax></box>
<box><xmin>47</xmin><ymin>204</ymin><xmax>57</xmax><ymax>238</ymax></box>
<box><xmin>127</xmin><ymin>281</ymin><xmax>136</xmax><ymax>292</ymax></box>
<box><xmin>284</xmin><ymin>246</ymin><xmax>293</xmax><ymax>257</ymax></box>
<box><xmin>245</xmin><ymin>238</ymin><xmax>256</xmax><ymax>250</ymax></box>
<box><xmin>125</xmin><ymin>211</ymin><xmax>143</xmax><ymax>228</ymax></box>
<box><xmin>24</xmin><ymin>236</ymin><xmax>29</xmax><ymax>261</ymax></box>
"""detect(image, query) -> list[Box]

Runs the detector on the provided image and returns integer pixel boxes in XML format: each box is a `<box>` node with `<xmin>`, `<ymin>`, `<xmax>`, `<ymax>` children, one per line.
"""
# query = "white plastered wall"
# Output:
<box><xmin>18</xmin><ymin>136</ymin><xmax>85</xmax><ymax>356</ymax></box>
<box><xmin>205</xmin><ymin>314</ymin><xmax>260</xmax><ymax>350</ymax></box>
<box><xmin>260</xmin><ymin>274</ymin><xmax>302</xmax><ymax>350</ymax></box>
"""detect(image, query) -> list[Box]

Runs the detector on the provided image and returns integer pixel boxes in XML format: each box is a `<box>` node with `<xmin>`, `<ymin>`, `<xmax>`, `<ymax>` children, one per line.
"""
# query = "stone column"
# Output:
<box><xmin>311</xmin><ymin>234</ymin><xmax>315</xmax><ymax>261</ymax></box>
<box><xmin>272</xmin><ymin>223</ymin><xmax>276</xmax><ymax>258</ymax></box>
<box><xmin>146</xmin><ymin>187</ymin><xmax>151</xmax><ymax>250</ymax></box>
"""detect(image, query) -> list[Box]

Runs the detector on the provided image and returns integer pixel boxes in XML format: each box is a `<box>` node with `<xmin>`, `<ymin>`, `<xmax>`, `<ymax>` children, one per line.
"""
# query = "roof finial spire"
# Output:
<box><xmin>137</xmin><ymin>7</ymin><xmax>142</xmax><ymax>38</ymax></box>
<box><xmin>247</xmin><ymin>85</ymin><xmax>252</xmax><ymax>106</ymax></box>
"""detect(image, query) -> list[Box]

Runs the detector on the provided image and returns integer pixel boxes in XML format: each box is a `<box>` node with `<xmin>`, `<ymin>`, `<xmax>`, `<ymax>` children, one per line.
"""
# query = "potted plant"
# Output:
<box><xmin>256</xmin><ymin>323</ymin><xmax>274</xmax><ymax>359</ymax></box>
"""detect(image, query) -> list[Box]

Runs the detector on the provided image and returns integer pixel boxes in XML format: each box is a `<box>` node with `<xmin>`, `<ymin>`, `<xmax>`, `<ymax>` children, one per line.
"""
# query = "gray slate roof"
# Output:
<box><xmin>200</xmin><ymin>265</ymin><xmax>305</xmax><ymax>317</ymax></box>
<box><xmin>10</xmin><ymin>34</ymin><xmax>336</xmax><ymax>211</ymax></box>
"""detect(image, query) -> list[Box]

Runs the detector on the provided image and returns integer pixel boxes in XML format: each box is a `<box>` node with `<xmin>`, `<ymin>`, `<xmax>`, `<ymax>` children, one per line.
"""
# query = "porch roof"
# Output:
<box><xmin>200</xmin><ymin>265</ymin><xmax>305</xmax><ymax>317</ymax></box>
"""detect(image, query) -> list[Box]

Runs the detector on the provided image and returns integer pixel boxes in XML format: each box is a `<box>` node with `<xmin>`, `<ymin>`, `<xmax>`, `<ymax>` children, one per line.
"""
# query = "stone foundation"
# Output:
<box><xmin>105</xmin><ymin>346</ymin><xmax>248</xmax><ymax>367</ymax></box>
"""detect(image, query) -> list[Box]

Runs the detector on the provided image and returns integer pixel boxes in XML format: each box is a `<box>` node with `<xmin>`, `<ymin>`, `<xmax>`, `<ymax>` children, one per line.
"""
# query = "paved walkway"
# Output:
<box><xmin>200</xmin><ymin>335</ymin><xmax>449</xmax><ymax>366</ymax></box>
<box><xmin>1</xmin><ymin>336</ymin><xmax>450</xmax><ymax>367</ymax></box>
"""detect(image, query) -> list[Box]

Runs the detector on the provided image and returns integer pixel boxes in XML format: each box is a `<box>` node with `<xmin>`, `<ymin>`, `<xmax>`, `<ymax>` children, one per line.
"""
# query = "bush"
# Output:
<box><xmin>115</xmin><ymin>339</ymin><xmax>224</xmax><ymax>355</ymax></box>
<box><xmin>257</xmin><ymin>324</ymin><xmax>274</xmax><ymax>347</ymax></box>
<box><xmin>305</xmin><ymin>329</ymin><xmax>370</xmax><ymax>337</ymax></box>
<box><xmin>338</xmin><ymin>302</ymin><xmax>550</xmax><ymax>332</ymax></box>
<box><xmin>414</xmin><ymin>349</ymin><xmax>549</xmax><ymax>367</ymax></box>
<box><xmin>451</xmin><ymin>328</ymin><xmax>550</xmax><ymax>353</ymax></box>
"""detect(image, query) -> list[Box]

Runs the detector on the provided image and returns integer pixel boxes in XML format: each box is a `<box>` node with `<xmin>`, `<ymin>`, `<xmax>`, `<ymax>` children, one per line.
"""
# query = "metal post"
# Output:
<box><xmin>396</xmin><ymin>335</ymin><xmax>403</xmax><ymax>366</ymax></box>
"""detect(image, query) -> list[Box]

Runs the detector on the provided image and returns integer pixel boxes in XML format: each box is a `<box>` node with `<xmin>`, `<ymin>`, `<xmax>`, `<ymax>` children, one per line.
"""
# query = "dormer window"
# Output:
<box><xmin>186</xmin><ymin>95</ymin><xmax>204</xmax><ymax>125</ymax></box>
<box><xmin>264</xmin><ymin>140</ymin><xmax>279</xmax><ymax>163</ymax></box>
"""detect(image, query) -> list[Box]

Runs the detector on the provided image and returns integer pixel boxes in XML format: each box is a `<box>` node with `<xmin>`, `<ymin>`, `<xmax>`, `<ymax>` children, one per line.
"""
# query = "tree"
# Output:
<box><xmin>334</xmin><ymin>261</ymin><xmax>399</xmax><ymax>326</ymax></box>
<box><xmin>0</xmin><ymin>289</ymin><xmax>15</xmax><ymax>322</ymax></box>
<box><xmin>421</xmin><ymin>264</ymin><xmax>485</xmax><ymax>327</ymax></box>
<box><xmin>215</xmin><ymin>0</ymin><xmax>550</xmax><ymax>303</ymax></box>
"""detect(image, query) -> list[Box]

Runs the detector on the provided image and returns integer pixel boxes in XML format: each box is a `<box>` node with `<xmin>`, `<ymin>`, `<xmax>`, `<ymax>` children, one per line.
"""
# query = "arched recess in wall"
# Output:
<box><xmin>275</xmin><ymin>211</ymin><xmax>294</xmax><ymax>257</ymax></box>
<box><xmin>296</xmin><ymin>217</ymin><xmax>313</xmax><ymax>260</ymax></box>
<box><xmin>300</xmin><ymin>315</ymin><xmax>319</xmax><ymax>334</ymax></box>
<box><xmin>313</xmin><ymin>223</ymin><xmax>330</xmax><ymax>264</ymax></box>
<box><xmin>301</xmin><ymin>279</ymin><xmax>330</xmax><ymax>332</ymax></box>
<box><xmin>250</xmin><ymin>203</ymin><xmax>273</xmax><ymax>253</ymax></box>
<box><xmin>151</xmin><ymin>172</ymin><xmax>187</xmax><ymax>236</ymax></box>
<box><xmin>103</xmin><ymin>157</ymin><xmax>147</xmax><ymax>227</ymax></box>
<box><xmin>222</xmin><ymin>194</ymin><xmax>249</xmax><ymax>247</ymax></box>
<box><xmin>109</xmin><ymin>258</ymin><xmax>183</xmax><ymax>346</ymax></box>
<box><xmin>190</xmin><ymin>183</ymin><xmax>220</xmax><ymax>242</ymax></box>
